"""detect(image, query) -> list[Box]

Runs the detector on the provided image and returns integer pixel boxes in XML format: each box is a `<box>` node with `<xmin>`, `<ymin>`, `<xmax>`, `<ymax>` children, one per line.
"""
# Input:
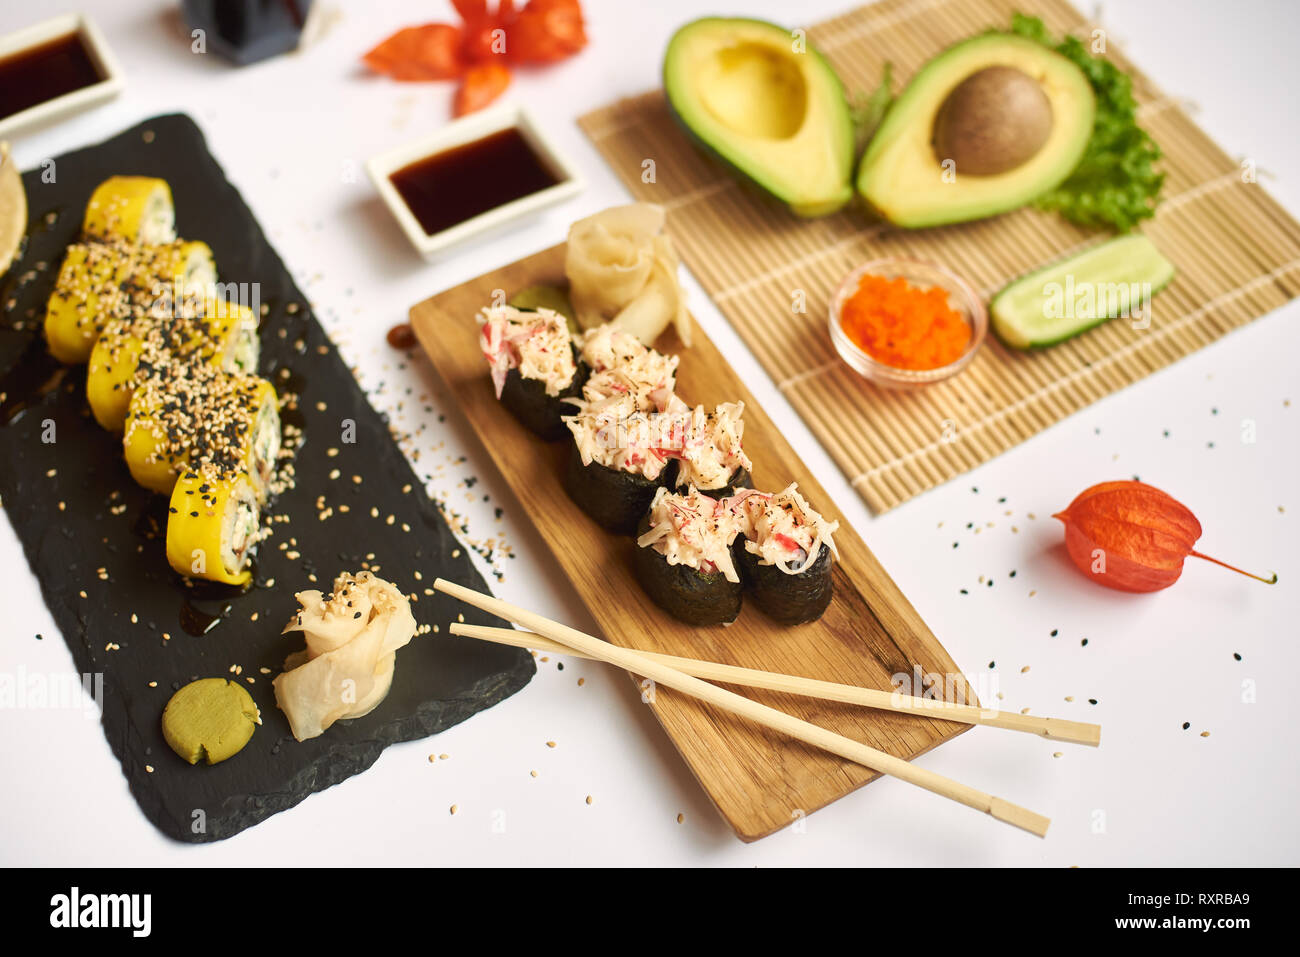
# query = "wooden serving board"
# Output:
<box><xmin>411</xmin><ymin>245</ymin><xmax>973</xmax><ymax>841</ymax></box>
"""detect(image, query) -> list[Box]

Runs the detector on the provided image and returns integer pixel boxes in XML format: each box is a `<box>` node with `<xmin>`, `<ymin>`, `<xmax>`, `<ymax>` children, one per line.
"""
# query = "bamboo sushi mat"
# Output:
<box><xmin>579</xmin><ymin>0</ymin><xmax>1300</xmax><ymax>513</ymax></box>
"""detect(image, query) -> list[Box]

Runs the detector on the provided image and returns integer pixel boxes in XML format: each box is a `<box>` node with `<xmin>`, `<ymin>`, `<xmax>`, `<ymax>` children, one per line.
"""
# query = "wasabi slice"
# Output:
<box><xmin>990</xmin><ymin>234</ymin><xmax>1175</xmax><ymax>349</ymax></box>
<box><xmin>162</xmin><ymin>678</ymin><xmax>261</xmax><ymax>765</ymax></box>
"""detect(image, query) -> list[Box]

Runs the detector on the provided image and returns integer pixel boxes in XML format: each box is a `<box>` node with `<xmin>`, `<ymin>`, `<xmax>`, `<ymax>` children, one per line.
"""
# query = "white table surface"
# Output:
<box><xmin>1</xmin><ymin>0</ymin><xmax>1296</xmax><ymax>867</ymax></box>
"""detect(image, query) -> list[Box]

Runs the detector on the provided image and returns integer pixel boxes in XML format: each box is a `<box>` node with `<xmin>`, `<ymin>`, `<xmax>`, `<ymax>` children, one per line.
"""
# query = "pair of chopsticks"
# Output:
<box><xmin>435</xmin><ymin>579</ymin><xmax>1098</xmax><ymax>838</ymax></box>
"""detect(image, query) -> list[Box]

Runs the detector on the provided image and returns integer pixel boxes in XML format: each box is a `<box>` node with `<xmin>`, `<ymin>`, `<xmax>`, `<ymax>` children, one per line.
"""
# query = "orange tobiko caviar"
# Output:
<box><xmin>839</xmin><ymin>273</ymin><xmax>971</xmax><ymax>370</ymax></box>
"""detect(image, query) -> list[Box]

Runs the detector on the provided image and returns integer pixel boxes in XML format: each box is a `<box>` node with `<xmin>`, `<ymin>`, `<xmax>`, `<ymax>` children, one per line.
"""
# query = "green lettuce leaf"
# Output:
<box><xmin>1010</xmin><ymin>13</ymin><xmax>1165</xmax><ymax>231</ymax></box>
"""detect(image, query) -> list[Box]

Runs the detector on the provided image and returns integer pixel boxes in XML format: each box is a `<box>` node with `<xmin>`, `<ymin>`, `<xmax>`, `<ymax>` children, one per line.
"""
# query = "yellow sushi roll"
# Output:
<box><xmin>44</xmin><ymin>242</ymin><xmax>126</xmax><ymax>364</ymax></box>
<box><xmin>198</xmin><ymin>299</ymin><xmax>260</xmax><ymax>375</ymax></box>
<box><xmin>82</xmin><ymin>176</ymin><xmax>176</xmax><ymax>244</ymax></box>
<box><xmin>86</xmin><ymin>323</ymin><xmax>146</xmax><ymax>432</ymax></box>
<box><xmin>166</xmin><ymin>468</ymin><xmax>260</xmax><ymax>586</ymax></box>
<box><xmin>44</xmin><ymin>238</ymin><xmax>216</xmax><ymax>364</ymax></box>
<box><xmin>122</xmin><ymin>385</ymin><xmax>184</xmax><ymax>493</ymax></box>
<box><xmin>86</xmin><ymin>299</ymin><xmax>261</xmax><ymax>432</ymax></box>
<box><xmin>123</xmin><ymin>369</ymin><xmax>281</xmax><ymax>500</ymax></box>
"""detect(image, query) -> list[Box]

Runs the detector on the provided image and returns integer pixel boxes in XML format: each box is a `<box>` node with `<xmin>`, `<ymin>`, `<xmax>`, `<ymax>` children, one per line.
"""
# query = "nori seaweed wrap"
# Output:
<box><xmin>562</xmin><ymin>433</ymin><xmax>677</xmax><ymax>534</ymax></box>
<box><xmin>634</xmin><ymin>487</ymin><xmax>743</xmax><ymax>626</ymax></box>
<box><xmin>499</xmin><ymin>352</ymin><xmax>589</xmax><ymax>440</ymax></box>
<box><xmin>732</xmin><ymin>484</ymin><xmax>840</xmax><ymax>625</ymax></box>
<box><xmin>734</xmin><ymin>539</ymin><xmax>833</xmax><ymax>624</ymax></box>
<box><xmin>563</xmin><ymin>393</ymin><xmax>682</xmax><ymax>533</ymax></box>
<box><xmin>479</xmin><ymin>304</ymin><xmax>586</xmax><ymax>441</ymax></box>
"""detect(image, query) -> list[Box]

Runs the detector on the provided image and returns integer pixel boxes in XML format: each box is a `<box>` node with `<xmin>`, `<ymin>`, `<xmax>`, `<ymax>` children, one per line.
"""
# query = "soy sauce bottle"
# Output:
<box><xmin>182</xmin><ymin>0</ymin><xmax>313</xmax><ymax>66</ymax></box>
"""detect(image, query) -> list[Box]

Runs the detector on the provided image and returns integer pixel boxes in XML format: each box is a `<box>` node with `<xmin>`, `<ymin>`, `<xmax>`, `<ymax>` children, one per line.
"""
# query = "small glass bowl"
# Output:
<box><xmin>828</xmin><ymin>257</ymin><xmax>987</xmax><ymax>389</ymax></box>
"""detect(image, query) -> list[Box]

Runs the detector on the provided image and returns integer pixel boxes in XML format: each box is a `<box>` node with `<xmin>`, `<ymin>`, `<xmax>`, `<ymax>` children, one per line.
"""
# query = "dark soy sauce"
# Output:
<box><xmin>179</xmin><ymin>600</ymin><xmax>231</xmax><ymax>636</ymax></box>
<box><xmin>0</xmin><ymin>32</ymin><xmax>103</xmax><ymax>121</ymax></box>
<box><xmin>388</xmin><ymin>127</ymin><xmax>561</xmax><ymax>237</ymax></box>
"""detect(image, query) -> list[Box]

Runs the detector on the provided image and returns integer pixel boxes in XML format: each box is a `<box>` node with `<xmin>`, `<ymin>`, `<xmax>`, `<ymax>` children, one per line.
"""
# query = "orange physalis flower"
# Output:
<box><xmin>454</xmin><ymin>61</ymin><xmax>513</xmax><ymax>117</ymax></box>
<box><xmin>362</xmin><ymin>24</ymin><xmax>462</xmax><ymax>81</ymax></box>
<box><xmin>361</xmin><ymin>0</ymin><xmax>585</xmax><ymax>116</ymax></box>
<box><xmin>509</xmin><ymin>0</ymin><xmax>587</xmax><ymax>64</ymax></box>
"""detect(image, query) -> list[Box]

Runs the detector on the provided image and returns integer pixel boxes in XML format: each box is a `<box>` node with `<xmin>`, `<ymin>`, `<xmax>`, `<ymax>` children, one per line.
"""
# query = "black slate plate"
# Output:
<box><xmin>0</xmin><ymin>115</ymin><xmax>534</xmax><ymax>843</ymax></box>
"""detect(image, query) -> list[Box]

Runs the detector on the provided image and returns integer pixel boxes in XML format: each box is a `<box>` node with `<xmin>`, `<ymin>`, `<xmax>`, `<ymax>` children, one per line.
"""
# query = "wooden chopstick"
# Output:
<box><xmin>434</xmin><ymin>578</ymin><xmax>1051</xmax><ymax>838</ymax></box>
<box><xmin>450</xmin><ymin>623</ymin><xmax>1101</xmax><ymax>747</ymax></box>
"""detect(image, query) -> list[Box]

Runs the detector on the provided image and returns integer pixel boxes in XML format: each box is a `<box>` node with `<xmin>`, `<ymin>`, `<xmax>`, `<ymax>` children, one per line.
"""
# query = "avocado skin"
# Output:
<box><xmin>563</xmin><ymin>441</ymin><xmax>677</xmax><ymax>534</ymax></box>
<box><xmin>634</xmin><ymin>514</ymin><xmax>743</xmax><ymax>626</ymax></box>
<box><xmin>508</xmin><ymin>285</ymin><xmax>578</xmax><ymax>335</ymax></box>
<box><xmin>734</xmin><ymin>540</ymin><xmax>834</xmax><ymax>625</ymax></box>
<box><xmin>662</xmin><ymin>17</ymin><xmax>855</xmax><ymax>218</ymax></box>
<box><xmin>500</xmin><ymin>350</ymin><xmax>589</xmax><ymax>441</ymax></box>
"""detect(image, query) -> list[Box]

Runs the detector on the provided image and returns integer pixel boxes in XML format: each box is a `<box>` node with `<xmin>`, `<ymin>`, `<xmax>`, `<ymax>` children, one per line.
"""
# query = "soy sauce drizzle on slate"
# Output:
<box><xmin>388</xmin><ymin>127</ymin><xmax>561</xmax><ymax>237</ymax></box>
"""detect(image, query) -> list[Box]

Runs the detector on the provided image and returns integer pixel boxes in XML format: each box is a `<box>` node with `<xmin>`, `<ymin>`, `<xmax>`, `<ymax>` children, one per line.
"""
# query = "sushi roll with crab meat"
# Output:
<box><xmin>563</xmin><ymin>393</ymin><xmax>678</xmax><ymax>533</ymax></box>
<box><xmin>634</xmin><ymin>486</ymin><xmax>744</xmax><ymax>626</ymax></box>
<box><xmin>165</xmin><ymin>467</ymin><xmax>262</xmax><ymax>585</ymax></box>
<box><xmin>577</xmin><ymin>324</ymin><xmax>678</xmax><ymax>411</ymax></box>
<box><xmin>674</xmin><ymin>400</ymin><xmax>753</xmax><ymax>498</ymax></box>
<box><xmin>81</xmin><ymin>176</ymin><xmax>177</xmax><ymax>245</ymax></box>
<box><xmin>732</xmin><ymin>484</ymin><xmax>840</xmax><ymax>624</ymax></box>
<box><xmin>478</xmin><ymin>304</ymin><xmax>589</xmax><ymax>440</ymax></box>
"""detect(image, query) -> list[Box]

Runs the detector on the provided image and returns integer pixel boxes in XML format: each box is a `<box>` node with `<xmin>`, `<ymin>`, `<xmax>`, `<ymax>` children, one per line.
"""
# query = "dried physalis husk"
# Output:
<box><xmin>1054</xmin><ymin>480</ymin><xmax>1276</xmax><ymax>592</ymax></box>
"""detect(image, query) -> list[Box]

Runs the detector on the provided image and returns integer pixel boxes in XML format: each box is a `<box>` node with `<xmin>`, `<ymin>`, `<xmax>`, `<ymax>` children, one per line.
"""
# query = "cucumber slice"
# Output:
<box><xmin>991</xmin><ymin>235</ymin><xmax>1175</xmax><ymax>349</ymax></box>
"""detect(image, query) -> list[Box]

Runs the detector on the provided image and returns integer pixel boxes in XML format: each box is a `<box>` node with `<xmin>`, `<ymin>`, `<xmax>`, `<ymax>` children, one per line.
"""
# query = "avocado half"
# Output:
<box><xmin>663</xmin><ymin>17</ymin><xmax>855</xmax><ymax>218</ymax></box>
<box><xmin>855</xmin><ymin>33</ymin><xmax>1095</xmax><ymax>228</ymax></box>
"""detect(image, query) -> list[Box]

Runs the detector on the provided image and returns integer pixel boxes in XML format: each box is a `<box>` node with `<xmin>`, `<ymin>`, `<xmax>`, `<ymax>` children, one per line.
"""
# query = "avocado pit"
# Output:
<box><xmin>932</xmin><ymin>65</ymin><xmax>1054</xmax><ymax>176</ymax></box>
